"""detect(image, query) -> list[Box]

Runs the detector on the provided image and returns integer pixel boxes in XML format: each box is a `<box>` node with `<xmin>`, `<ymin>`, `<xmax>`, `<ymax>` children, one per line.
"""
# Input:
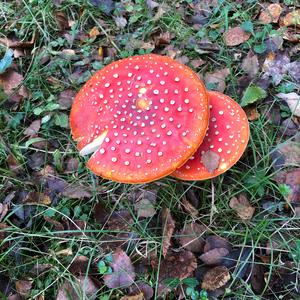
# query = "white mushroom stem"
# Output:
<box><xmin>79</xmin><ymin>130</ymin><xmax>108</xmax><ymax>156</ymax></box>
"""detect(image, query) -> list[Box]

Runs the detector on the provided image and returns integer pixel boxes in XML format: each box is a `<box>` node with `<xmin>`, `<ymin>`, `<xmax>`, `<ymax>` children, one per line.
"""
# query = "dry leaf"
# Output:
<box><xmin>271</xmin><ymin>141</ymin><xmax>300</xmax><ymax>169</ymax></box>
<box><xmin>103</xmin><ymin>248</ymin><xmax>136</xmax><ymax>288</ymax></box>
<box><xmin>0</xmin><ymin>69</ymin><xmax>28</xmax><ymax>100</ymax></box>
<box><xmin>120</xmin><ymin>293</ymin><xmax>144</xmax><ymax>300</ymax></box>
<box><xmin>158</xmin><ymin>250</ymin><xmax>197</xmax><ymax>282</ymax></box>
<box><xmin>89</xmin><ymin>26</ymin><xmax>100</xmax><ymax>38</ymax></box>
<box><xmin>201</xmin><ymin>266</ymin><xmax>230</xmax><ymax>291</ymax></box>
<box><xmin>15</xmin><ymin>280</ymin><xmax>32</xmax><ymax>297</ymax></box>
<box><xmin>160</xmin><ymin>207</ymin><xmax>175</xmax><ymax>257</ymax></box>
<box><xmin>245</xmin><ymin>107</ymin><xmax>260</xmax><ymax>121</ymax></box>
<box><xmin>24</xmin><ymin>120</ymin><xmax>41</xmax><ymax>137</ymax></box>
<box><xmin>133</xmin><ymin>189</ymin><xmax>157</xmax><ymax>218</ymax></box>
<box><xmin>262</xmin><ymin>52</ymin><xmax>290</xmax><ymax>85</ymax></box>
<box><xmin>259</xmin><ymin>4</ymin><xmax>282</xmax><ymax>24</ymax></box>
<box><xmin>56</xmin><ymin>276</ymin><xmax>98</xmax><ymax>300</ymax></box>
<box><xmin>204</xmin><ymin>68</ymin><xmax>230</xmax><ymax>93</ymax></box>
<box><xmin>128</xmin><ymin>282</ymin><xmax>154</xmax><ymax>300</ymax></box>
<box><xmin>201</xmin><ymin>150</ymin><xmax>220</xmax><ymax>173</ymax></box>
<box><xmin>199</xmin><ymin>248</ymin><xmax>229</xmax><ymax>265</ymax></box>
<box><xmin>276</xmin><ymin>92</ymin><xmax>300</xmax><ymax>117</ymax></box>
<box><xmin>58</xmin><ymin>89</ymin><xmax>76</xmax><ymax>110</ymax></box>
<box><xmin>241</xmin><ymin>51</ymin><xmax>259</xmax><ymax>78</ymax></box>
<box><xmin>180</xmin><ymin>196</ymin><xmax>199</xmax><ymax>218</ymax></box>
<box><xmin>179</xmin><ymin>222</ymin><xmax>206</xmax><ymax>252</ymax></box>
<box><xmin>229</xmin><ymin>194</ymin><xmax>255</xmax><ymax>220</ymax></box>
<box><xmin>23</xmin><ymin>191</ymin><xmax>52</xmax><ymax>205</ymax></box>
<box><xmin>7</xmin><ymin>154</ymin><xmax>23</xmax><ymax>174</ymax></box>
<box><xmin>61</xmin><ymin>184</ymin><xmax>92</xmax><ymax>199</ymax></box>
<box><xmin>280</xmin><ymin>10</ymin><xmax>300</xmax><ymax>28</ymax></box>
<box><xmin>115</xmin><ymin>16</ymin><xmax>127</xmax><ymax>28</ymax></box>
<box><xmin>223</xmin><ymin>27</ymin><xmax>250</xmax><ymax>46</ymax></box>
<box><xmin>204</xmin><ymin>236</ymin><xmax>231</xmax><ymax>253</ymax></box>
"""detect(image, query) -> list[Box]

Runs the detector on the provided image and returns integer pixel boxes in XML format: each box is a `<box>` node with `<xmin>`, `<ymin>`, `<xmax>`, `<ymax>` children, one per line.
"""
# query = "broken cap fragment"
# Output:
<box><xmin>172</xmin><ymin>91</ymin><xmax>249</xmax><ymax>180</ymax></box>
<box><xmin>70</xmin><ymin>54</ymin><xmax>209</xmax><ymax>183</ymax></box>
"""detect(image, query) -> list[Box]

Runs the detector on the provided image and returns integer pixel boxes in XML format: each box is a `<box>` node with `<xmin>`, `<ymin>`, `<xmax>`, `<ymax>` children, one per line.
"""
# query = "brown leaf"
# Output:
<box><xmin>201</xmin><ymin>150</ymin><xmax>220</xmax><ymax>173</ymax></box>
<box><xmin>229</xmin><ymin>194</ymin><xmax>255</xmax><ymax>220</ymax></box>
<box><xmin>154</xmin><ymin>32</ymin><xmax>172</xmax><ymax>46</ymax></box>
<box><xmin>58</xmin><ymin>89</ymin><xmax>76</xmax><ymax>110</ymax></box>
<box><xmin>56</xmin><ymin>276</ymin><xmax>98</xmax><ymax>300</ymax></box>
<box><xmin>251</xmin><ymin>264</ymin><xmax>266</xmax><ymax>294</ymax></box>
<box><xmin>120</xmin><ymin>293</ymin><xmax>144</xmax><ymax>300</ymax></box>
<box><xmin>15</xmin><ymin>280</ymin><xmax>32</xmax><ymax>297</ymax></box>
<box><xmin>89</xmin><ymin>26</ymin><xmax>100</xmax><ymax>38</ymax></box>
<box><xmin>158</xmin><ymin>250</ymin><xmax>197</xmax><ymax>282</ymax></box>
<box><xmin>204</xmin><ymin>236</ymin><xmax>231</xmax><ymax>253</ymax></box>
<box><xmin>54</xmin><ymin>11</ymin><xmax>69</xmax><ymax>31</ymax></box>
<box><xmin>128</xmin><ymin>282</ymin><xmax>154</xmax><ymax>300</ymax></box>
<box><xmin>241</xmin><ymin>51</ymin><xmax>259</xmax><ymax>78</ymax></box>
<box><xmin>201</xmin><ymin>266</ymin><xmax>230</xmax><ymax>291</ymax></box>
<box><xmin>204</xmin><ymin>68</ymin><xmax>230</xmax><ymax>93</ymax></box>
<box><xmin>23</xmin><ymin>191</ymin><xmax>51</xmax><ymax>205</ymax></box>
<box><xmin>0</xmin><ymin>69</ymin><xmax>28</xmax><ymax>101</ymax></box>
<box><xmin>180</xmin><ymin>196</ymin><xmax>199</xmax><ymax>218</ymax></box>
<box><xmin>0</xmin><ymin>34</ymin><xmax>36</xmax><ymax>49</ymax></box>
<box><xmin>103</xmin><ymin>248</ymin><xmax>136</xmax><ymax>289</ymax></box>
<box><xmin>133</xmin><ymin>190</ymin><xmax>157</xmax><ymax>218</ymax></box>
<box><xmin>190</xmin><ymin>59</ymin><xmax>205</xmax><ymax>69</ymax></box>
<box><xmin>0</xmin><ymin>203</ymin><xmax>9</xmax><ymax>222</ymax></box>
<box><xmin>160</xmin><ymin>207</ymin><xmax>175</xmax><ymax>257</ymax></box>
<box><xmin>223</xmin><ymin>27</ymin><xmax>250</xmax><ymax>46</ymax></box>
<box><xmin>259</xmin><ymin>4</ymin><xmax>283</xmax><ymax>24</ymax></box>
<box><xmin>61</xmin><ymin>184</ymin><xmax>92</xmax><ymax>199</ymax></box>
<box><xmin>245</xmin><ymin>106</ymin><xmax>260</xmax><ymax>121</ymax></box>
<box><xmin>271</xmin><ymin>141</ymin><xmax>300</xmax><ymax>169</ymax></box>
<box><xmin>24</xmin><ymin>120</ymin><xmax>41</xmax><ymax>137</ymax></box>
<box><xmin>199</xmin><ymin>248</ymin><xmax>229</xmax><ymax>265</ymax></box>
<box><xmin>7</xmin><ymin>154</ymin><xmax>23</xmax><ymax>174</ymax></box>
<box><xmin>64</xmin><ymin>157</ymin><xmax>79</xmax><ymax>173</ymax></box>
<box><xmin>179</xmin><ymin>222</ymin><xmax>206</xmax><ymax>252</ymax></box>
<box><xmin>277</xmin><ymin>92</ymin><xmax>300</xmax><ymax>117</ymax></box>
<box><xmin>280</xmin><ymin>10</ymin><xmax>300</xmax><ymax>28</ymax></box>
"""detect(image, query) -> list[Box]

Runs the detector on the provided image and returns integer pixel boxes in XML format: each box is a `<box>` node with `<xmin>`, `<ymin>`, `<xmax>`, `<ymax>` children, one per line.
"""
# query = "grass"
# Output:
<box><xmin>1</xmin><ymin>0</ymin><xmax>300</xmax><ymax>299</ymax></box>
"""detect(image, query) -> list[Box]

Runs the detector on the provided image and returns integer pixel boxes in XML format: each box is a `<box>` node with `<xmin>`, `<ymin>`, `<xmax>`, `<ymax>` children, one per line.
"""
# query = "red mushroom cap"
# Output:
<box><xmin>172</xmin><ymin>91</ymin><xmax>249</xmax><ymax>180</ymax></box>
<box><xmin>70</xmin><ymin>54</ymin><xmax>209</xmax><ymax>183</ymax></box>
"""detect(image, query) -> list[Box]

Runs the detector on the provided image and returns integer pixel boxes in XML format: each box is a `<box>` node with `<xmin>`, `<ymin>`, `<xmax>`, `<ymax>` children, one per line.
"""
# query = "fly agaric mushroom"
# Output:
<box><xmin>70</xmin><ymin>54</ymin><xmax>209</xmax><ymax>183</ymax></box>
<box><xmin>172</xmin><ymin>91</ymin><xmax>249</xmax><ymax>180</ymax></box>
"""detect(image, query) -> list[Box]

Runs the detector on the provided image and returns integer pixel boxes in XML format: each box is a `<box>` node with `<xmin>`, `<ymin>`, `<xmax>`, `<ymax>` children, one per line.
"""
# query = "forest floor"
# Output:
<box><xmin>0</xmin><ymin>0</ymin><xmax>299</xmax><ymax>299</ymax></box>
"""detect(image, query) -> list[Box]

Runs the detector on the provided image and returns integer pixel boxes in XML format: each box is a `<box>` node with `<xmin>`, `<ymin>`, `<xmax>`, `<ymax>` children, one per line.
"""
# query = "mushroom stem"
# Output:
<box><xmin>79</xmin><ymin>130</ymin><xmax>108</xmax><ymax>156</ymax></box>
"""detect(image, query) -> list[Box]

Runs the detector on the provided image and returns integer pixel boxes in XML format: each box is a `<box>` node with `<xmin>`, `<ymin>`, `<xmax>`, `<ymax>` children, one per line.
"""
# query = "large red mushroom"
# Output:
<box><xmin>70</xmin><ymin>54</ymin><xmax>209</xmax><ymax>183</ymax></box>
<box><xmin>172</xmin><ymin>91</ymin><xmax>249</xmax><ymax>180</ymax></box>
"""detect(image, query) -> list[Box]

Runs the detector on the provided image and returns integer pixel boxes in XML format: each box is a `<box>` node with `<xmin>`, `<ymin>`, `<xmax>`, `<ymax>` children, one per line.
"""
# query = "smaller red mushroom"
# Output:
<box><xmin>172</xmin><ymin>91</ymin><xmax>249</xmax><ymax>180</ymax></box>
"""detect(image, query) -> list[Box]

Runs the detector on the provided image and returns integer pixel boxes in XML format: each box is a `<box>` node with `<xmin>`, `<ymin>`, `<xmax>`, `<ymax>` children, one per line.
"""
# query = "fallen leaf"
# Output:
<box><xmin>285</xmin><ymin>61</ymin><xmax>300</xmax><ymax>83</ymax></box>
<box><xmin>259</xmin><ymin>4</ymin><xmax>282</xmax><ymax>24</ymax></box>
<box><xmin>103</xmin><ymin>248</ymin><xmax>136</xmax><ymax>288</ymax></box>
<box><xmin>146</xmin><ymin>0</ymin><xmax>159</xmax><ymax>10</ymax></box>
<box><xmin>204</xmin><ymin>235</ymin><xmax>231</xmax><ymax>253</ymax></box>
<box><xmin>154</xmin><ymin>32</ymin><xmax>172</xmax><ymax>46</ymax></box>
<box><xmin>160</xmin><ymin>207</ymin><xmax>175</xmax><ymax>257</ymax></box>
<box><xmin>199</xmin><ymin>248</ymin><xmax>229</xmax><ymax>265</ymax></box>
<box><xmin>158</xmin><ymin>250</ymin><xmax>197</xmax><ymax>281</ymax></box>
<box><xmin>0</xmin><ymin>49</ymin><xmax>13</xmax><ymax>74</ymax></box>
<box><xmin>89</xmin><ymin>26</ymin><xmax>100</xmax><ymax>38</ymax></box>
<box><xmin>250</xmin><ymin>264</ymin><xmax>266</xmax><ymax>294</ymax></box>
<box><xmin>262</xmin><ymin>52</ymin><xmax>290</xmax><ymax>85</ymax></box>
<box><xmin>244</xmin><ymin>107</ymin><xmax>260</xmax><ymax>121</ymax></box>
<box><xmin>54</xmin><ymin>11</ymin><xmax>69</xmax><ymax>30</ymax></box>
<box><xmin>120</xmin><ymin>293</ymin><xmax>144</xmax><ymax>300</ymax></box>
<box><xmin>7</xmin><ymin>154</ymin><xmax>23</xmax><ymax>174</ymax></box>
<box><xmin>201</xmin><ymin>150</ymin><xmax>220</xmax><ymax>173</ymax></box>
<box><xmin>201</xmin><ymin>266</ymin><xmax>230</xmax><ymax>291</ymax></box>
<box><xmin>0</xmin><ymin>203</ymin><xmax>9</xmax><ymax>222</ymax></box>
<box><xmin>229</xmin><ymin>194</ymin><xmax>255</xmax><ymax>220</ymax></box>
<box><xmin>179</xmin><ymin>222</ymin><xmax>206</xmax><ymax>252</ymax></box>
<box><xmin>180</xmin><ymin>196</ymin><xmax>199</xmax><ymax>218</ymax></box>
<box><xmin>56</xmin><ymin>276</ymin><xmax>98</xmax><ymax>300</ymax></box>
<box><xmin>58</xmin><ymin>89</ymin><xmax>76</xmax><ymax>110</ymax></box>
<box><xmin>280</xmin><ymin>10</ymin><xmax>300</xmax><ymax>28</ymax></box>
<box><xmin>90</xmin><ymin>0</ymin><xmax>115</xmax><ymax>14</ymax></box>
<box><xmin>0</xmin><ymin>34</ymin><xmax>36</xmax><ymax>50</ymax></box>
<box><xmin>241</xmin><ymin>51</ymin><xmax>259</xmax><ymax>78</ymax></box>
<box><xmin>115</xmin><ymin>16</ymin><xmax>127</xmax><ymax>29</ymax></box>
<box><xmin>24</xmin><ymin>119</ymin><xmax>41</xmax><ymax>137</ymax></box>
<box><xmin>15</xmin><ymin>280</ymin><xmax>32</xmax><ymax>297</ymax></box>
<box><xmin>204</xmin><ymin>68</ymin><xmax>230</xmax><ymax>93</ymax></box>
<box><xmin>223</xmin><ymin>27</ymin><xmax>251</xmax><ymax>46</ymax></box>
<box><xmin>153</xmin><ymin>6</ymin><xmax>166</xmax><ymax>21</ymax></box>
<box><xmin>240</xmin><ymin>85</ymin><xmax>267</xmax><ymax>107</ymax></box>
<box><xmin>29</xmin><ymin>263</ymin><xmax>52</xmax><ymax>277</ymax></box>
<box><xmin>23</xmin><ymin>191</ymin><xmax>52</xmax><ymax>205</ymax></box>
<box><xmin>128</xmin><ymin>282</ymin><xmax>154</xmax><ymax>300</ymax></box>
<box><xmin>134</xmin><ymin>197</ymin><xmax>156</xmax><ymax>218</ymax></box>
<box><xmin>61</xmin><ymin>184</ymin><xmax>92</xmax><ymax>199</ymax></box>
<box><xmin>277</xmin><ymin>92</ymin><xmax>300</xmax><ymax>117</ymax></box>
<box><xmin>271</xmin><ymin>141</ymin><xmax>300</xmax><ymax>169</ymax></box>
<box><xmin>0</xmin><ymin>69</ymin><xmax>28</xmax><ymax>100</ymax></box>
<box><xmin>190</xmin><ymin>59</ymin><xmax>205</xmax><ymax>69</ymax></box>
